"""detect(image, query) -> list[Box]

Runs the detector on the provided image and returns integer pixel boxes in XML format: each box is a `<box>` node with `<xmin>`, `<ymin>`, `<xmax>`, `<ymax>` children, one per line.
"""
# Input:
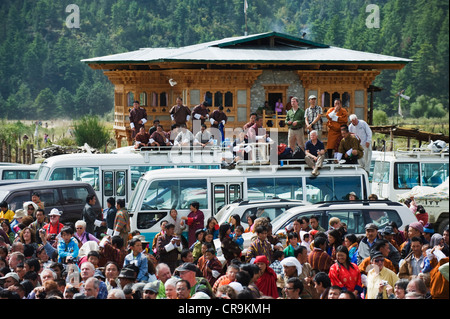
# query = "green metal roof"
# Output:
<box><xmin>81</xmin><ymin>31</ymin><xmax>411</xmax><ymax>66</ymax></box>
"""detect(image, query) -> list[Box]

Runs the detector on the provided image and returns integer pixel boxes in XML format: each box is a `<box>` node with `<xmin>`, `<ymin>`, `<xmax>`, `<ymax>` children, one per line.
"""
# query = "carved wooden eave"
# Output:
<box><xmin>297</xmin><ymin>70</ymin><xmax>380</xmax><ymax>89</ymax></box>
<box><xmin>103</xmin><ymin>69</ymin><xmax>263</xmax><ymax>88</ymax></box>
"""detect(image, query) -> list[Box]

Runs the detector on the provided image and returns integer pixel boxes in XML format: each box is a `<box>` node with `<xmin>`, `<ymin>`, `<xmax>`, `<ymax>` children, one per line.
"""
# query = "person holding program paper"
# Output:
<box><xmin>325</xmin><ymin>99</ymin><xmax>348</xmax><ymax>158</ymax></box>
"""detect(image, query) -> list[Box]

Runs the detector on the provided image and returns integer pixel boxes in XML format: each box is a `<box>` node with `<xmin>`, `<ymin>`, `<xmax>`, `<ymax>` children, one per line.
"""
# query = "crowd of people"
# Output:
<box><xmin>129</xmin><ymin>96</ymin><xmax>373</xmax><ymax>174</ymax></box>
<box><xmin>0</xmin><ymin>189</ymin><xmax>448</xmax><ymax>300</ymax></box>
<box><xmin>0</xmin><ymin>98</ymin><xmax>446</xmax><ymax>300</ymax></box>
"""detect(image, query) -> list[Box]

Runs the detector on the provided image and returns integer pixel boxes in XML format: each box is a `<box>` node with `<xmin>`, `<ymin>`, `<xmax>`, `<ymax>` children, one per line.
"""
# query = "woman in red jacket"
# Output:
<box><xmin>254</xmin><ymin>255</ymin><xmax>279</xmax><ymax>299</ymax></box>
<box><xmin>181</xmin><ymin>201</ymin><xmax>204</xmax><ymax>247</ymax></box>
<box><xmin>328</xmin><ymin>245</ymin><xmax>363</xmax><ymax>298</ymax></box>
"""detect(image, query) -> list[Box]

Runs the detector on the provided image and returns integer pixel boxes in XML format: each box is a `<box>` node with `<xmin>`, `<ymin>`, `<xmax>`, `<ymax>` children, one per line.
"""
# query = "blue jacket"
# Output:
<box><xmin>123</xmin><ymin>251</ymin><xmax>149</xmax><ymax>282</ymax></box>
<box><xmin>57</xmin><ymin>237</ymin><xmax>79</xmax><ymax>263</ymax></box>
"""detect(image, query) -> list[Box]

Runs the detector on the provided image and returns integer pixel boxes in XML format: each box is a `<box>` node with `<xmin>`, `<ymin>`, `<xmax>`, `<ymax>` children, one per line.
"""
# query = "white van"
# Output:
<box><xmin>0</xmin><ymin>164</ymin><xmax>40</xmax><ymax>180</ymax></box>
<box><xmin>370</xmin><ymin>148</ymin><xmax>449</xmax><ymax>232</ymax></box>
<box><xmin>34</xmin><ymin>149</ymin><xmax>221</xmax><ymax>208</ymax></box>
<box><xmin>128</xmin><ymin>163</ymin><xmax>370</xmax><ymax>243</ymax></box>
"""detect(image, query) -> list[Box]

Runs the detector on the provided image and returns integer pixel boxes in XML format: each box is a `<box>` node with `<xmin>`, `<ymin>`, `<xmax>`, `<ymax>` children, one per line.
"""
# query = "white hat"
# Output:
<box><xmin>308</xmin><ymin>95</ymin><xmax>317</xmax><ymax>100</ymax></box>
<box><xmin>14</xmin><ymin>209</ymin><xmax>26</xmax><ymax>219</ymax></box>
<box><xmin>280</xmin><ymin>257</ymin><xmax>303</xmax><ymax>275</ymax></box>
<box><xmin>228</xmin><ymin>281</ymin><xmax>243</xmax><ymax>293</ymax></box>
<box><xmin>191</xmin><ymin>292</ymin><xmax>211</xmax><ymax>299</ymax></box>
<box><xmin>0</xmin><ymin>272</ymin><xmax>20</xmax><ymax>282</ymax></box>
<box><xmin>48</xmin><ymin>208</ymin><xmax>62</xmax><ymax>216</ymax></box>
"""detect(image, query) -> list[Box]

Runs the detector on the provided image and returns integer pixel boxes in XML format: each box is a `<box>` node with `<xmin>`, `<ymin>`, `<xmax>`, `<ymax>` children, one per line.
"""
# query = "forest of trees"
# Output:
<box><xmin>0</xmin><ymin>0</ymin><xmax>448</xmax><ymax>120</ymax></box>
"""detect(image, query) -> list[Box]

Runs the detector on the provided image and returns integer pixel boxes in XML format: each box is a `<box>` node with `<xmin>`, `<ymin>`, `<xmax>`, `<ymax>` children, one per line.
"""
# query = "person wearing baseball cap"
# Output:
<box><xmin>357</xmin><ymin>223</ymin><xmax>380</xmax><ymax>265</ymax></box>
<box><xmin>0</xmin><ymin>272</ymin><xmax>20</xmax><ymax>288</ymax></box>
<box><xmin>366</xmin><ymin>250</ymin><xmax>400</xmax><ymax>299</ymax></box>
<box><xmin>305</xmin><ymin>94</ymin><xmax>323</xmax><ymax>140</ymax></box>
<box><xmin>176</xmin><ymin>262</ymin><xmax>212</xmax><ymax>296</ymax></box>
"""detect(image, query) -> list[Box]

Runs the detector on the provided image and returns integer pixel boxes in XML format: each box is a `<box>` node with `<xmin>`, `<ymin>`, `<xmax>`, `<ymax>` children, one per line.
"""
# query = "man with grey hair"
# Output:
<box><xmin>107</xmin><ymin>288</ymin><xmax>126</xmax><ymax>299</ymax></box>
<box><xmin>80</xmin><ymin>261</ymin><xmax>108</xmax><ymax>299</ymax></box>
<box><xmin>84</xmin><ymin>277</ymin><xmax>100</xmax><ymax>299</ymax></box>
<box><xmin>305</xmin><ymin>130</ymin><xmax>325</xmax><ymax>176</ymax></box>
<box><xmin>348</xmin><ymin>113</ymin><xmax>372</xmax><ymax>172</ymax></box>
<box><xmin>26</xmin><ymin>268</ymin><xmax>57</xmax><ymax>299</ymax></box>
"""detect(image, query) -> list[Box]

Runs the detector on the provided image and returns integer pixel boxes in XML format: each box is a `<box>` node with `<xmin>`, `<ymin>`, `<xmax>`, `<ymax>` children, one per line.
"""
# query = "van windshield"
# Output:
<box><xmin>0</xmin><ymin>191</ymin><xmax>9</xmax><ymax>201</ymax></box>
<box><xmin>372</xmin><ymin>161</ymin><xmax>390</xmax><ymax>183</ymax></box>
<box><xmin>35</xmin><ymin>166</ymin><xmax>50</xmax><ymax>180</ymax></box>
<box><xmin>141</xmin><ymin>179</ymin><xmax>208</xmax><ymax>211</ymax></box>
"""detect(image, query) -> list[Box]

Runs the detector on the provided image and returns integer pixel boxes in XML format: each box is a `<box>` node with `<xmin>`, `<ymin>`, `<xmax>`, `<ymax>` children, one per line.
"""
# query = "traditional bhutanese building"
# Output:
<box><xmin>82</xmin><ymin>31</ymin><xmax>411</xmax><ymax>147</ymax></box>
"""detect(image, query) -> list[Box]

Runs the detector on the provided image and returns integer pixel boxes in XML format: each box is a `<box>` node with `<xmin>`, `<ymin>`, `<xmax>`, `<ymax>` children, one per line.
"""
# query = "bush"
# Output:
<box><xmin>373</xmin><ymin>109</ymin><xmax>388</xmax><ymax>125</ymax></box>
<box><xmin>410</xmin><ymin>95</ymin><xmax>447</xmax><ymax>119</ymax></box>
<box><xmin>73</xmin><ymin>116</ymin><xmax>111</xmax><ymax>150</ymax></box>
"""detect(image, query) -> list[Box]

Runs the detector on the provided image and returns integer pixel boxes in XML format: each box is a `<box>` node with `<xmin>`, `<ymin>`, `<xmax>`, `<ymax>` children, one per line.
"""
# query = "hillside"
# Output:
<box><xmin>0</xmin><ymin>0</ymin><xmax>448</xmax><ymax>120</ymax></box>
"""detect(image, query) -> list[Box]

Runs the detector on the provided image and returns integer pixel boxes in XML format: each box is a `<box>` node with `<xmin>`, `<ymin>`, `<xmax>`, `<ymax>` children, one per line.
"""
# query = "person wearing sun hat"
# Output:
<box><xmin>10</xmin><ymin>209</ymin><xmax>26</xmax><ymax>234</ymax></box>
<box><xmin>42</xmin><ymin>208</ymin><xmax>64</xmax><ymax>245</ymax></box>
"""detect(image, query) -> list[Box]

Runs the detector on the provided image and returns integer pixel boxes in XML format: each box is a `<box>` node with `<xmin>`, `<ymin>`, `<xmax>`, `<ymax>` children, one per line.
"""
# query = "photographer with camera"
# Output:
<box><xmin>42</xmin><ymin>208</ymin><xmax>64</xmax><ymax>247</ymax></box>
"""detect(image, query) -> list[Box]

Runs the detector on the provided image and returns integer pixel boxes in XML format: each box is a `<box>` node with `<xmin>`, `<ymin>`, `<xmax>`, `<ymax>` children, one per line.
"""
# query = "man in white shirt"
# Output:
<box><xmin>348</xmin><ymin>114</ymin><xmax>372</xmax><ymax>172</ymax></box>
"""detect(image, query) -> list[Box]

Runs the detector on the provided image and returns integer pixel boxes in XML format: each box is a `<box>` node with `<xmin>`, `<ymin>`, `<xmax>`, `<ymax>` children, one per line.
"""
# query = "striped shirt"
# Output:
<box><xmin>305</xmin><ymin>105</ymin><xmax>323</xmax><ymax>131</ymax></box>
<box><xmin>245</xmin><ymin>238</ymin><xmax>272</xmax><ymax>263</ymax></box>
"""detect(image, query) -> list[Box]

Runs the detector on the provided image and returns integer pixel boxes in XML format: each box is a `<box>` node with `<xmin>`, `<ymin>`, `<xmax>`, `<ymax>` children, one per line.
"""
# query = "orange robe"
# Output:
<box><xmin>326</xmin><ymin>106</ymin><xmax>348</xmax><ymax>150</ymax></box>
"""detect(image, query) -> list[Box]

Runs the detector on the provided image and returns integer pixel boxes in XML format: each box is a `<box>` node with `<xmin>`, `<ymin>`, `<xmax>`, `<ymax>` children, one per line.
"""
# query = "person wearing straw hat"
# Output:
<box><xmin>10</xmin><ymin>209</ymin><xmax>27</xmax><ymax>234</ymax></box>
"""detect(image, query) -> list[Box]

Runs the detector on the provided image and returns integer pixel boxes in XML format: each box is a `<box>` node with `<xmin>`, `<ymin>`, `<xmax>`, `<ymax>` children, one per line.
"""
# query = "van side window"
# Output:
<box><xmin>307</xmin><ymin>176</ymin><xmax>363</xmax><ymax>202</ymax></box>
<box><xmin>394</xmin><ymin>162</ymin><xmax>419</xmax><ymax>189</ymax></box>
<box><xmin>61</xmin><ymin>187</ymin><xmax>89</xmax><ymax>205</ymax></box>
<box><xmin>247</xmin><ymin>177</ymin><xmax>302</xmax><ymax>201</ymax></box>
<box><xmin>421</xmin><ymin>162</ymin><xmax>448</xmax><ymax>187</ymax></box>
<box><xmin>2</xmin><ymin>170</ymin><xmax>36</xmax><ymax>180</ymax></box>
<box><xmin>137</xmin><ymin>212</ymin><xmax>167</xmax><ymax>230</ymax></box>
<box><xmin>326</xmin><ymin>210</ymin><xmax>365</xmax><ymax>234</ymax></box>
<box><xmin>50</xmin><ymin>167</ymin><xmax>100</xmax><ymax>191</ymax></box>
<box><xmin>37</xmin><ymin>189</ymin><xmax>60</xmax><ymax>207</ymax></box>
<box><xmin>364</xmin><ymin>209</ymin><xmax>403</xmax><ymax>230</ymax></box>
<box><xmin>6</xmin><ymin>192</ymin><xmax>30</xmax><ymax>212</ymax></box>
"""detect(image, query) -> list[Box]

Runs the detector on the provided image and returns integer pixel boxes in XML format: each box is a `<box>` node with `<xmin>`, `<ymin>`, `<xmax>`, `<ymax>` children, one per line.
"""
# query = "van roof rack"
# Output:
<box><xmin>314</xmin><ymin>199</ymin><xmax>403</xmax><ymax>207</ymax></box>
<box><xmin>393</xmin><ymin>147</ymin><xmax>449</xmax><ymax>159</ymax></box>
<box><xmin>137</xmin><ymin>146</ymin><xmax>223</xmax><ymax>164</ymax></box>
<box><xmin>234</xmin><ymin>160</ymin><xmax>363</xmax><ymax>173</ymax></box>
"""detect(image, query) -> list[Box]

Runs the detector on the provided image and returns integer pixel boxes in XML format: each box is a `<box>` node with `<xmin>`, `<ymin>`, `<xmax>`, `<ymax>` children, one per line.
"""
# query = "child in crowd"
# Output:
<box><xmin>232</xmin><ymin>225</ymin><xmax>245</xmax><ymax>251</ymax></box>
<box><xmin>283</xmin><ymin>232</ymin><xmax>300</xmax><ymax>257</ymax></box>
<box><xmin>300</xmin><ymin>231</ymin><xmax>312</xmax><ymax>253</ymax></box>
<box><xmin>57</xmin><ymin>226</ymin><xmax>80</xmax><ymax>264</ymax></box>
<box><xmin>123</xmin><ymin>237</ymin><xmax>149</xmax><ymax>282</ymax></box>
<box><xmin>203</xmin><ymin>248</ymin><xmax>223</xmax><ymax>286</ymax></box>
<box><xmin>191</xmin><ymin>229</ymin><xmax>205</xmax><ymax>261</ymax></box>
